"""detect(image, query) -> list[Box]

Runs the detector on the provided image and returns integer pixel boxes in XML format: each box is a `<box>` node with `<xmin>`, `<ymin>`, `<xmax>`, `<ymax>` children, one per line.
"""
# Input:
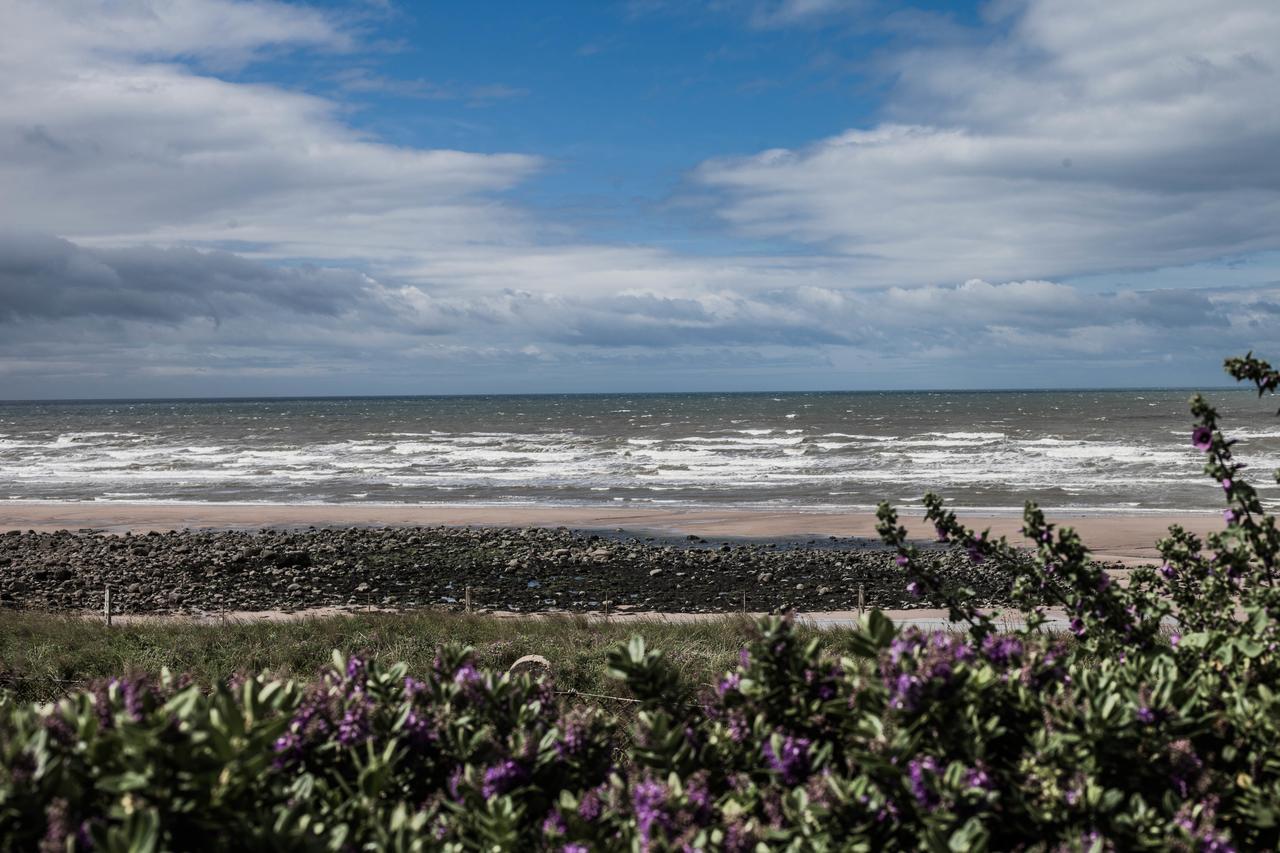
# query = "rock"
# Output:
<box><xmin>649</xmin><ymin>568</ymin><xmax>664</xmax><ymax>577</ymax></box>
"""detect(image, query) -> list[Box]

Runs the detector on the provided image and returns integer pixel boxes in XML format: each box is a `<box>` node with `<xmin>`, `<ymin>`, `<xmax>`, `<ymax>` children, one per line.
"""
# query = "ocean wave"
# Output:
<box><xmin>2</xmin><ymin>392</ymin><xmax>1279</xmax><ymax>509</ymax></box>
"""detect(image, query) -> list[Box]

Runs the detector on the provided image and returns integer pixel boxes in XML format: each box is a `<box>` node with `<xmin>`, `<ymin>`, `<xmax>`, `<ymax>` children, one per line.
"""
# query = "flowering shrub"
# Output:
<box><xmin>4</xmin><ymin>351</ymin><xmax>1280</xmax><ymax>850</ymax></box>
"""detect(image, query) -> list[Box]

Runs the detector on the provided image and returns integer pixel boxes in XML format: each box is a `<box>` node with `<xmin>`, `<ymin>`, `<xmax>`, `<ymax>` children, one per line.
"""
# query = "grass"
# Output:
<box><xmin>0</xmin><ymin>610</ymin><xmax>862</xmax><ymax>706</ymax></box>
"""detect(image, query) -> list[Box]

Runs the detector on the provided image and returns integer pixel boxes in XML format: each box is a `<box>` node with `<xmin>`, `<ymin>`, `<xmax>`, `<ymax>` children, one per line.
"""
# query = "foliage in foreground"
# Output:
<box><xmin>5</xmin><ymin>353</ymin><xmax>1280</xmax><ymax>850</ymax></box>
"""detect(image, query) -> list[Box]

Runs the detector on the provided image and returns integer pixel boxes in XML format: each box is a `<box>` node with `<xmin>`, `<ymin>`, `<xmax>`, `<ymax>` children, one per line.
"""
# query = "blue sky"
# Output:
<box><xmin>1</xmin><ymin>0</ymin><xmax>1279</xmax><ymax>398</ymax></box>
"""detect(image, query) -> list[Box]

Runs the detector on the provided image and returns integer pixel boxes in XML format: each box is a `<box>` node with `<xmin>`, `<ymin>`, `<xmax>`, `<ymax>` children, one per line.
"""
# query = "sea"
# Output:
<box><xmin>1</xmin><ymin>389</ymin><xmax>1278</xmax><ymax>513</ymax></box>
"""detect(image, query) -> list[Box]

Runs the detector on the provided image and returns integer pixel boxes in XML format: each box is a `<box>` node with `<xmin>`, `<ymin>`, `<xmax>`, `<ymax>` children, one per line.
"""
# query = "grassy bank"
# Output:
<box><xmin>0</xmin><ymin>609</ymin><xmax>862</xmax><ymax>705</ymax></box>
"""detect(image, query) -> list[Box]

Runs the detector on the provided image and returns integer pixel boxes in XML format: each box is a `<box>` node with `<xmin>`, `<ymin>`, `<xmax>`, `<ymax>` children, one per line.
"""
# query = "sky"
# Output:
<box><xmin>2</xmin><ymin>0</ymin><xmax>1280</xmax><ymax>398</ymax></box>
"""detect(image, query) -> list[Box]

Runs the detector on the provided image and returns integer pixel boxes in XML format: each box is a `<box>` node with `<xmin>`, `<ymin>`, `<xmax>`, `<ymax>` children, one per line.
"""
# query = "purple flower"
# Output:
<box><xmin>1222</xmin><ymin>478</ymin><xmax>1233</xmax><ymax>492</ymax></box>
<box><xmin>403</xmin><ymin>709</ymin><xmax>436</xmax><ymax>748</ymax></box>
<box><xmin>889</xmin><ymin>672</ymin><xmax>922</xmax><ymax>711</ymax></box>
<box><xmin>964</xmin><ymin>767</ymin><xmax>992</xmax><ymax>790</ymax></box>
<box><xmin>578</xmin><ymin>786</ymin><xmax>604</xmax><ymax>822</ymax></box>
<box><xmin>345</xmin><ymin>656</ymin><xmax>366</xmax><ymax>681</ymax></box>
<box><xmin>1070</xmin><ymin>618</ymin><xmax>1086</xmax><ymax>638</ymax></box>
<box><xmin>42</xmin><ymin>799</ymin><xmax>73</xmax><ymax>853</ymax></box>
<box><xmin>685</xmin><ymin>772</ymin><xmax>713</xmax><ymax>817</ymax></box>
<box><xmin>907</xmin><ymin>757</ymin><xmax>940</xmax><ymax>808</ymax></box>
<box><xmin>935</xmin><ymin>525</ymin><xmax>948</xmax><ymax>543</ymax></box>
<box><xmin>895</xmin><ymin>553</ymin><xmax>910</xmax><ymax>567</ymax></box>
<box><xmin>555</xmin><ymin>716</ymin><xmax>589</xmax><ymax>758</ymax></box>
<box><xmin>632</xmin><ymin>778</ymin><xmax>670</xmax><ymax>848</ymax></box>
<box><xmin>542</xmin><ymin>811</ymin><xmax>566</xmax><ymax>836</ymax></box>
<box><xmin>981</xmin><ymin>634</ymin><xmax>1024</xmax><ymax>666</ymax></box>
<box><xmin>726</xmin><ymin>710</ymin><xmax>750</xmax><ymax>742</ymax></box>
<box><xmin>481</xmin><ymin>760</ymin><xmax>526</xmax><ymax>799</ymax></box>
<box><xmin>1136</xmin><ymin>706</ymin><xmax>1156</xmax><ymax>724</ymax></box>
<box><xmin>1160</xmin><ymin>563</ymin><xmax>1177</xmax><ymax>579</ymax></box>
<box><xmin>906</xmin><ymin>581</ymin><xmax>921</xmax><ymax>598</ymax></box>
<box><xmin>1170</xmin><ymin>633</ymin><xmax>1181</xmax><ymax>647</ymax></box>
<box><xmin>717</xmin><ymin>673</ymin><xmax>741</xmax><ymax>696</ymax></box>
<box><xmin>889</xmin><ymin>631</ymin><xmax>925</xmax><ymax>663</ymax></box>
<box><xmin>337</xmin><ymin>704</ymin><xmax>369</xmax><ymax>746</ymax></box>
<box><xmin>1097</xmin><ymin>573</ymin><xmax>1111</xmax><ymax>591</ymax></box>
<box><xmin>563</xmin><ymin>846</ymin><xmax>589</xmax><ymax>853</ymax></box>
<box><xmin>1224</xmin><ymin>508</ymin><xmax>1238</xmax><ymax>525</ymax></box>
<box><xmin>738</xmin><ymin>648</ymin><xmax>751</xmax><ymax>668</ymax></box>
<box><xmin>453</xmin><ymin>663</ymin><xmax>482</xmax><ymax>686</ymax></box>
<box><xmin>762</xmin><ymin>734</ymin><xmax>812</xmax><ymax>785</ymax></box>
<box><xmin>1192</xmin><ymin>426</ymin><xmax>1213</xmax><ymax>452</ymax></box>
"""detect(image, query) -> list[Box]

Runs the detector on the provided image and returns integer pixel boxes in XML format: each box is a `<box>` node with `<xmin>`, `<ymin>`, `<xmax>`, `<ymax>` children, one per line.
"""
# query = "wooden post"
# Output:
<box><xmin>857</xmin><ymin>584</ymin><xmax>864</xmax><ymax>616</ymax></box>
<box><xmin>465</xmin><ymin>585</ymin><xmax>472</xmax><ymax>614</ymax></box>
<box><xmin>104</xmin><ymin>585</ymin><xmax>112</xmax><ymax>627</ymax></box>
<box><xmin>741</xmin><ymin>590</ymin><xmax>747</xmax><ymax>615</ymax></box>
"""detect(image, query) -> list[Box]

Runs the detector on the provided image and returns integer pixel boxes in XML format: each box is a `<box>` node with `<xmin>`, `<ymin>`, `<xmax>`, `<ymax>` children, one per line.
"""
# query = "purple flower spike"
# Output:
<box><xmin>632</xmin><ymin>778</ymin><xmax>670</xmax><ymax>845</ymax></box>
<box><xmin>906</xmin><ymin>581</ymin><xmax>921</xmax><ymax>598</ymax></box>
<box><xmin>1224</xmin><ymin>508</ymin><xmax>1239</xmax><ymax>525</ymax></box>
<box><xmin>906</xmin><ymin>757</ymin><xmax>940</xmax><ymax>807</ymax></box>
<box><xmin>542</xmin><ymin>811</ymin><xmax>567</xmax><ymax>836</ymax></box>
<box><xmin>964</xmin><ymin>767</ymin><xmax>992</xmax><ymax>790</ymax></box>
<box><xmin>762</xmin><ymin>734</ymin><xmax>812</xmax><ymax>785</ymax></box>
<box><xmin>1222</xmin><ymin>478</ymin><xmax>1233</xmax><ymax>492</ymax></box>
<box><xmin>895</xmin><ymin>554</ymin><xmax>910</xmax><ymax>567</ymax></box>
<box><xmin>1192</xmin><ymin>426</ymin><xmax>1213</xmax><ymax>452</ymax></box>
<box><xmin>345</xmin><ymin>656</ymin><xmax>366</xmax><ymax>681</ymax></box>
<box><xmin>578</xmin><ymin>787</ymin><xmax>603</xmax><ymax>822</ymax></box>
<box><xmin>481</xmin><ymin>760</ymin><xmax>526</xmax><ymax>799</ymax></box>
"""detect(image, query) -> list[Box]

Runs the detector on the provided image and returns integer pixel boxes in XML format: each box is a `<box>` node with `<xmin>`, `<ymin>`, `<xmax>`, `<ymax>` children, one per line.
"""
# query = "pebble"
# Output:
<box><xmin>0</xmin><ymin>525</ymin><xmax>1042</xmax><ymax>616</ymax></box>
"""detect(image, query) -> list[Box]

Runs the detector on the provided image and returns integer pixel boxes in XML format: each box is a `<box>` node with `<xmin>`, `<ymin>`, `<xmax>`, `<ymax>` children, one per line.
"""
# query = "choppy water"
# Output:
<box><xmin>0</xmin><ymin>389</ymin><xmax>1278</xmax><ymax>511</ymax></box>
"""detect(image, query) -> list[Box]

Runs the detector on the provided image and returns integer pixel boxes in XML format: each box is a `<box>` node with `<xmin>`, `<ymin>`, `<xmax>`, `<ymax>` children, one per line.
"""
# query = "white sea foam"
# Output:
<box><xmin>3</xmin><ymin>394</ymin><xmax>1280</xmax><ymax>510</ymax></box>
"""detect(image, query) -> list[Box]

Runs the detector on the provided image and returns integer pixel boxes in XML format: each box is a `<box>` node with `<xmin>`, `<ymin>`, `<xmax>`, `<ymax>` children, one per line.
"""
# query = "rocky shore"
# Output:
<box><xmin>0</xmin><ymin>525</ymin><xmax>1037</xmax><ymax>615</ymax></box>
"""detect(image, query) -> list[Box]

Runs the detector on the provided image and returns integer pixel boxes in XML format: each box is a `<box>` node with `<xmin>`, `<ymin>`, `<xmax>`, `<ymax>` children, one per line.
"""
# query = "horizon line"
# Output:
<box><xmin>0</xmin><ymin>385</ymin><xmax>1249</xmax><ymax>405</ymax></box>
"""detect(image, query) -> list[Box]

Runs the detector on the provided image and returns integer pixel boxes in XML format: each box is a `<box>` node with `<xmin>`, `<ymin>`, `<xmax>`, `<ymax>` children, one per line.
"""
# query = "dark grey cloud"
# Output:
<box><xmin>0</xmin><ymin>233</ymin><xmax>378</xmax><ymax>326</ymax></box>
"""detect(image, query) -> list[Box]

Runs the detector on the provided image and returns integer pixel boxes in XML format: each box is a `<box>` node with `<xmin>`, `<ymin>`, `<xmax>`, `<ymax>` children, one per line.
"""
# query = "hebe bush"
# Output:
<box><xmin>5</xmin><ymin>352</ymin><xmax>1280</xmax><ymax>851</ymax></box>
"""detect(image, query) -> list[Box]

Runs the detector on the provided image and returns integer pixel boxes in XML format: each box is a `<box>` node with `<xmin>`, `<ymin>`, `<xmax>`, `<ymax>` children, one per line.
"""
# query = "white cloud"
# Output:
<box><xmin>0</xmin><ymin>0</ymin><xmax>542</xmax><ymax>264</ymax></box>
<box><xmin>746</xmin><ymin>0</ymin><xmax>867</xmax><ymax>29</ymax></box>
<box><xmin>696</xmin><ymin>0</ymin><xmax>1280</xmax><ymax>285</ymax></box>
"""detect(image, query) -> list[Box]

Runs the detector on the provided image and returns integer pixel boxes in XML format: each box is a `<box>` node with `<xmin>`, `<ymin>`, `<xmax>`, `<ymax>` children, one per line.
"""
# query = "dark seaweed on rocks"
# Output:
<box><xmin>0</xmin><ymin>526</ymin><xmax>1049</xmax><ymax>615</ymax></box>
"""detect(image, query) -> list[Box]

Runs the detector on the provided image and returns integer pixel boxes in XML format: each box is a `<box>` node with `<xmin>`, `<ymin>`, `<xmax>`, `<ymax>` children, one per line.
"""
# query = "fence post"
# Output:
<box><xmin>104</xmin><ymin>585</ymin><xmax>112</xmax><ymax>628</ymax></box>
<box><xmin>857</xmin><ymin>584</ymin><xmax>864</xmax><ymax>616</ymax></box>
<box><xmin>465</xmin><ymin>585</ymin><xmax>472</xmax><ymax>614</ymax></box>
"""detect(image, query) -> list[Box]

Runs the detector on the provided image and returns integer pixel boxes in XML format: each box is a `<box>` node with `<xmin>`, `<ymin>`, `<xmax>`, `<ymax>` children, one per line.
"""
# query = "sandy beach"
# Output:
<box><xmin>0</xmin><ymin>500</ymin><xmax>1221</xmax><ymax>565</ymax></box>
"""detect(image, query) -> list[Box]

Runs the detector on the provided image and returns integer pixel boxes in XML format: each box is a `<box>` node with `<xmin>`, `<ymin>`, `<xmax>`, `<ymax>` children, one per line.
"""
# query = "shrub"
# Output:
<box><xmin>4</xmin><ymin>352</ymin><xmax>1280</xmax><ymax>850</ymax></box>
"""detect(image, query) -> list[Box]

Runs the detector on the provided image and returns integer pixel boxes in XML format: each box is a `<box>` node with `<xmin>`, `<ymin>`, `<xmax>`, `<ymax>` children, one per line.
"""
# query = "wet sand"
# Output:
<box><xmin>0</xmin><ymin>501</ymin><xmax>1220</xmax><ymax>565</ymax></box>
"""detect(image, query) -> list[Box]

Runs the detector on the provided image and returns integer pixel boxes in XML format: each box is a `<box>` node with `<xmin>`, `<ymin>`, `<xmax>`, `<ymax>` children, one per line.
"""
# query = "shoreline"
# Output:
<box><xmin>0</xmin><ymin>500</ymin><xmax>1225</xmax><ymax>564</ymax></box>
